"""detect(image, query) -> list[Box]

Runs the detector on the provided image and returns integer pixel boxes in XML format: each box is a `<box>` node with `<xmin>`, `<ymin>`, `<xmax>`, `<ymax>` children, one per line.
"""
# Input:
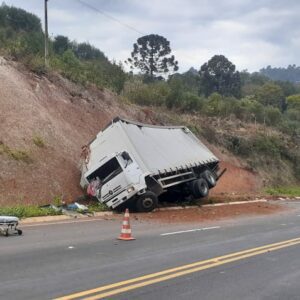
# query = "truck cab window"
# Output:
<box><xmin>87</xmin><ymin>157</ymin><xmax>122</xmax><ymax>184</ymax></box>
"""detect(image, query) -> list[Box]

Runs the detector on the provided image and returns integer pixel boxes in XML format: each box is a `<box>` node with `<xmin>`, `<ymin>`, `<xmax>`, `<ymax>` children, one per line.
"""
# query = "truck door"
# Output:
<box><xmin>119</xmin><ymin>151</ymin><xmax>143</xmax><ymax>186</ymax></box>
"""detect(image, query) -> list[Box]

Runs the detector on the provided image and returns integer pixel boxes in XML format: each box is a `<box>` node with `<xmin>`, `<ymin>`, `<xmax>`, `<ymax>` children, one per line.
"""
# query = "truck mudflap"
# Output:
<box><xmin>216</xmin><ymin>168</ymin><xmax>227</xmax><ymax>181</ymax></box>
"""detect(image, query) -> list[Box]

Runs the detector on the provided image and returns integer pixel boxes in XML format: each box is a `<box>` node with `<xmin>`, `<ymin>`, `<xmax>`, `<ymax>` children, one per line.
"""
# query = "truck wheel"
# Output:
<box><xmin>136</xmin><ymin>192</ymin><xmax>158</xmax><ymax>212</ymax></box>
<box><xmin>191</xmin><ymin>178</ymin><xmax>209</xmax><ymax>198</ymax></box>
<box><xmin>202</xmin><ymin>170</ymin><xmax>216</xmax><ymax>188</ymax></box>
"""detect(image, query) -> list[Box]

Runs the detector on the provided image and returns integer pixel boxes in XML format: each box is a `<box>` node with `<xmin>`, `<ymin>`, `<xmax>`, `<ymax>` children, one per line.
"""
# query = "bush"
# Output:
<box><xmin>225</xmin><ymin>135</ymin><xmax>253</xmax><ymax>156</ymax></box>
<box><xmin>264</xmin><ymin>106</ymin><xmax>282</xmax><ymax>126</ymax></box>
<box><xmin>286</xmin><ymin>94</ymin><xmax>300</xmax><ymax>110</ymax></box>
<box><xmin>166</xmin><ymin>78</ymin><xmax>184</xmax><ymax>108</ymax></box>
<box><xmin>203</xmin><ymin>93</ymin><xmax>224</xmax><ymax>116</ymax></box>
<box><xmin>181</xmin><ymin>92</ymin><xmax>204</xmax><ymax>112</ymax></box>
<box><xmin>252</xmin><ymin>134</ymin><xmax>283</xmax><ymax>158</ymax></box>
<box><xmin>51</xmin><ymin>50</ymin><xmax>86</xmax><ymax>83</ymax></box>
<box><xmin>122</xmin><ymin>79</ymin><xmax>170</xmax><ymax>106</ymax></box>
<box><xmin>225</xmin><ymin>133</ymin><xmax>284</xmax><ymax>159</ymax></box>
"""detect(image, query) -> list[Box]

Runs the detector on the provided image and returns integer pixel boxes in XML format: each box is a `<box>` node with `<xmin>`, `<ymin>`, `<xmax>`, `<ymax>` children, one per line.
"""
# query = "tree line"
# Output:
<box><xmin>0</xmin><ymin>4</ymin><xmax>299</xmax><ymax>138</ymax></box>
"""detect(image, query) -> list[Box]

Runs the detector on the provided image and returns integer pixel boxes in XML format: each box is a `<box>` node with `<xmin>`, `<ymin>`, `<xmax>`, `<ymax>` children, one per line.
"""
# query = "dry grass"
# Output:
<box><xmin>32</xmin><ymin>135</ymin><xmax>45</xmax><ymax>147</ymax></box>
<box><xmin>0</xmin><ymin>142</ymin><xmax>32</xmax><ymax>163</ymax></box>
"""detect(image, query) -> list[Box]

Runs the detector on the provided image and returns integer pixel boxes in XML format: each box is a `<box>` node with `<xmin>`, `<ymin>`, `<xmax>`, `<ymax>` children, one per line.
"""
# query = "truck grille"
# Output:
<box><xmin>103</xmin><ymin>185</ymin><xmax>122</xmax><ymax>201</ymax></box>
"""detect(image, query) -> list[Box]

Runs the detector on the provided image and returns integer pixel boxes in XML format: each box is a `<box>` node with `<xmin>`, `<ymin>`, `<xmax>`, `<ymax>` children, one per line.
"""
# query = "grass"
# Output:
<box><xmin>32</xmin><ymin>135</ymin><xmax>45</xmax><ymax>147</ymax></box>
<box><xmin>0</xmin><ymin>205</ymin><xmax>62</xmax><ymax>219</ymax></box>
<box><xmin>0</xmin><ymin>142</ymin><xmax>32</xmax><ymax>163</ymax></box>
<box><xmin>0</xmin><ymin>202</ymin><xmax>108</xmax><ymax>219</ymax></box>
<box><xmin>87</xmin><ymin>202</ymin><xmax>109</xmax><ymax>213</ymax></box>
<box><xmin>265</xmin><ymin>186</ymin><xmax>300</xmax><ymax>197</ymax></box>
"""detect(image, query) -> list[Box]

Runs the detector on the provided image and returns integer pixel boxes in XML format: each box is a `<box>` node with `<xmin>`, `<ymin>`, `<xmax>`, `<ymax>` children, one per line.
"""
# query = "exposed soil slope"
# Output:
<box><xmin>0</xmin><ymin>58</ymin><xmax>260</xmax><ymax>205</ymax></box>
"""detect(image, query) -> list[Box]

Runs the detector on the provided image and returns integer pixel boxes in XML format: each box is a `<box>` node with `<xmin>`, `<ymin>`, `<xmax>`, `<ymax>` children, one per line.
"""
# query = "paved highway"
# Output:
<box><xmin>1</xmin><ymin>200</ymin><xmax>300</xmax><ymax>300</ymax></box>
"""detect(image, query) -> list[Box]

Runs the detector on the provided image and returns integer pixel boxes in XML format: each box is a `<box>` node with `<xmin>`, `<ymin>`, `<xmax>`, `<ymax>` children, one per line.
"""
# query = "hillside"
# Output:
<box><xmin>0</xmin><ymin>4</ymin><xmax>299</xmax><ymax>206</ymax></box>
<box><xmin>0</xmin><ymin>57</ymin><xmax>270</xmax><ymax>205</ymax></box>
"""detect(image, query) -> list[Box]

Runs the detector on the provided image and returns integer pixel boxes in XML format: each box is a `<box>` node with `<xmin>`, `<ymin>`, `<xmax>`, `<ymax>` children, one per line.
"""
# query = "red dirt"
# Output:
<box><xmin>0</xmin><ymin>57</ymin><xmax>260</xmax><ymax>205</ymax></box>
<box><xmin>134</xmin><ymin>202</ymin><xmax>284</xmax><ymax>224</ymax></box>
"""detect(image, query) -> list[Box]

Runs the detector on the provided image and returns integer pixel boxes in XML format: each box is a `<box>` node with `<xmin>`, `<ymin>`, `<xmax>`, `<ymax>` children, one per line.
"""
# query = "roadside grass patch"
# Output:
<box><xmin>87</xmin><ymin>202</ymin><xmax>109</xmax><ymax>213</ymax></box>
<box><xmin>265</xmin><ymin>186</ymin><xmax>300</xmax><ymax>197</ymax></box>
<box><xmin>33</xmin><ymin>135</ymin><xmax>45</xmax><ymax>147</ymax></box>
<box><xmin>0</xmin><ymin>205</ymin><xmax>62</xmax><ymax>219</ymax></box>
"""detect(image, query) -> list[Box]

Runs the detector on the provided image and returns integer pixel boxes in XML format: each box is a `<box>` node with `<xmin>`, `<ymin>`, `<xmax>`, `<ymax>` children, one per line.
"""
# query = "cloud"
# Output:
<box><xmin>4</xmin><ymin>0</ymin><xmax>300</xmax><ymax>72</ymax></box>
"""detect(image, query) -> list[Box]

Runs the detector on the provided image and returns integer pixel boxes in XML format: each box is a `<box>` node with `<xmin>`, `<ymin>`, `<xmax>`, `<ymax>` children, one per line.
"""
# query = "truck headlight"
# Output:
<box><xmin>127</xmin><ymin>186</ymin><xmax>135</xmax><ymax>193</ymax></box>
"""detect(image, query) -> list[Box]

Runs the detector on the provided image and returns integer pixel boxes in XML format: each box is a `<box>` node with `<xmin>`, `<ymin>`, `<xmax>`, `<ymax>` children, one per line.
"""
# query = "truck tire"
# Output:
<box><xmin>202</xmin><ymin>170</ymin><xmax>216</xmax><ymax>188</ymax></box>
<box><xmin>191</xmin><ymin>178</ymin><xmax>209</xmax><ymax>198</ymax></box>
<box><xmin>136</xmin><ymin>192</ymin><xmax>158</xmax><ymax>212</ymax></box>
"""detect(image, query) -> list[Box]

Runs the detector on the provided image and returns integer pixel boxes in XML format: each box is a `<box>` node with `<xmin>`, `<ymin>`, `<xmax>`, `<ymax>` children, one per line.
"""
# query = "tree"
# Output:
<box><xmin>286</xmin><ymin>94</ymin><xmax>300</xmax><ymax>110</ymax></box>
<box><xmin>199</xmin><ymin>55</ymin><xmax>241</xmax><ymax>98</ymax></box>
<box><xmin>260</xmin><ymin>65</ymin><xmax>300</xmax><ymax>83</ymax></box>
<box><xmin>0</xmin><ymin>4</ymin><xmax>41</xmax><ymax>32</ymax></box>
<box><xmin>166</xmin><ymin>78</ymin><xmax>184</xmax><ymax>108</ymax></box>
<box><xmin>73</xmin><ymin>42</ymin><xmax>106</xmax><ymax>61</ymax></box>
<box><xmin>53</xmin><ymin>35</ymin><xmax>70</xmax><ymax>55</ymax></box>
<box><xmin>255</xmin><ymin>82</ymin><xmax>285</xmax><ymax>111</ymax></box>
<box><xmin>127</xmin><ymin>34</ymin><xmax>178</xmax><ymax>78</ymax></box>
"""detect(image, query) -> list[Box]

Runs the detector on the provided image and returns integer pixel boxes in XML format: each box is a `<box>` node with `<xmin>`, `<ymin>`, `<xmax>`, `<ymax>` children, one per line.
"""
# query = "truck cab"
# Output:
<box><xmin>84</xmin><ymin>151</ymin><xmax>146</xmax><ymax>208</ymax></box>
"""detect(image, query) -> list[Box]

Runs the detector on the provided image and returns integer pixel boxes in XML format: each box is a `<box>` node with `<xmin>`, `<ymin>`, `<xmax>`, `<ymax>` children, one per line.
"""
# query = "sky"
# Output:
<box><xmin>4</xmin><ymin>0</ymin><xmax>300</xmax><ymax>72</ymax></box>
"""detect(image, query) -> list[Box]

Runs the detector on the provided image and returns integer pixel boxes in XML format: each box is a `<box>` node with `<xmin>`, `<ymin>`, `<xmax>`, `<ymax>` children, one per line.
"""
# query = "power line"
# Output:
<box><xmin>76</xmin><ymin>0</ymin><xmax>145</xmax><ymax>35</ymax></box>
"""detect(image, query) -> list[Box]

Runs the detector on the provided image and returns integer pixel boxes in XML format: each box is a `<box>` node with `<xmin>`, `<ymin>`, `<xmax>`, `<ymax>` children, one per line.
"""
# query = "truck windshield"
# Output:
<box><xmin>87</xmin><ymin>157</ymin><xmax>122</xmax><ymax>184</ymax></box>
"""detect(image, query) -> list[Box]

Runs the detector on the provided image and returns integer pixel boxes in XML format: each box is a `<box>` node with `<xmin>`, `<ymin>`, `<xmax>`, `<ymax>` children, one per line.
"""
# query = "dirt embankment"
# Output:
<box><xmin>137</xmin><ymin>202</ymin><xmax>283</xmax><ymax>224</ymax></box>
<box><xmin>0</xmin><ymin>57</ymin><xmax>260</xmax><ymax>205</ymax></box>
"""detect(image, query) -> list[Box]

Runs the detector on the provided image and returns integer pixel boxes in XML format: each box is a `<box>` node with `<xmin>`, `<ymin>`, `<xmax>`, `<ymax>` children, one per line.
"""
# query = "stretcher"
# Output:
<box><xmin>0</xmin><ymin>216</ymin><xmax>23</xmax><ymax>237</ymax></box>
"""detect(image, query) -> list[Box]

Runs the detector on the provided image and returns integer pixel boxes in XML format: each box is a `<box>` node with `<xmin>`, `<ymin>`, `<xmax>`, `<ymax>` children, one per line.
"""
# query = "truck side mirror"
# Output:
<box><xmin>121</xmin><ymin>151</ymin><xmax>131</xmax><ymax>161</ymax></box>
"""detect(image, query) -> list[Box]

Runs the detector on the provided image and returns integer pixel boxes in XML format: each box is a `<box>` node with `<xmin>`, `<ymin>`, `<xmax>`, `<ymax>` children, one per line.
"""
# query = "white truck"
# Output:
<box><xmin>80</xmin><ymin>117</ymin><xmax>224</xmax><ymax>212</ymax></box>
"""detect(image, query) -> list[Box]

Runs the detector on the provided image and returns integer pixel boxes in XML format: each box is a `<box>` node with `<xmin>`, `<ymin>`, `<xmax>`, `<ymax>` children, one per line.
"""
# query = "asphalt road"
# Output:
<box><xmin>1</xmin><ymin>200</ymin><xmax>300</xmax><ymax>300</ymax></box>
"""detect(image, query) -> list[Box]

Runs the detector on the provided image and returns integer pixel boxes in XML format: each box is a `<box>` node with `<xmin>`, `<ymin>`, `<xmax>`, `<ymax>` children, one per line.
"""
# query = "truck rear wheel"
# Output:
<box><xmin>202</xmin><ymin>170</ymin><xmax>216</xmax><ymax>188</ymax></box>
<box><xmin>136</xmin><ymin>192</ymin><xmax>158</xmax><ymax>212</ymax></box>
<box><xmin>191</xmin><ymin>178</ymin><xmax>209</xmax><ymax>198</ymax></box>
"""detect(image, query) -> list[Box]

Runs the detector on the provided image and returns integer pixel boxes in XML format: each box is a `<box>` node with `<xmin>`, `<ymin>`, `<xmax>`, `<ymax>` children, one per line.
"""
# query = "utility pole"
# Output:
<box><xmin>44</xmin><ymin>0</ymin><xmax>49</xmax><ymax>67</ymax></box>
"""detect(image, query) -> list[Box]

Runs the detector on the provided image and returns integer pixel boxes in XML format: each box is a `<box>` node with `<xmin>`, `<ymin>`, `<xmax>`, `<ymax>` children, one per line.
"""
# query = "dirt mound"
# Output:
<box><xmin>0</xmin><ymin>57</ymin><xmax>259</xmax><ymax>205</ymax></box>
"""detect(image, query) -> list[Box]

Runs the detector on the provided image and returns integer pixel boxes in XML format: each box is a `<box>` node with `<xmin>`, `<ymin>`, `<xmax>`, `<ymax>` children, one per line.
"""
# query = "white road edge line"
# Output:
<box><xmin>160</xmin><ymin>226</ymin><xmax>220</xmax><ymax>236</ymax></box>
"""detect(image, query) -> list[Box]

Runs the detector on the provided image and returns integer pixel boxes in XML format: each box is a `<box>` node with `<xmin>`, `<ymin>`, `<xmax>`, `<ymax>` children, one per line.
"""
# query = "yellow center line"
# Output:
<box><xmin>54</xmin><ymin>237</ymin><xmax>300</xmax><ymax>300</ymax></box>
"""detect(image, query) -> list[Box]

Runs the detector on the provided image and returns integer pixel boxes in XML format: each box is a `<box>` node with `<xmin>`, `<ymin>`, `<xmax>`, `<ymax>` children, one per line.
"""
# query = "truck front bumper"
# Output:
<box><xmin>102</xmin><ymin>188</ymin><xmax>138</xmax><ymax>209</ymax></box>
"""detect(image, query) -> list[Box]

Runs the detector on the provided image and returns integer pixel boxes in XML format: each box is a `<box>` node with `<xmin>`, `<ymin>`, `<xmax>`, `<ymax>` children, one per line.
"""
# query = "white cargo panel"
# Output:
<box><xmin>87</xmin><ymin>118</ymin><xmax>218</xmax><ymax>175</ymax></box>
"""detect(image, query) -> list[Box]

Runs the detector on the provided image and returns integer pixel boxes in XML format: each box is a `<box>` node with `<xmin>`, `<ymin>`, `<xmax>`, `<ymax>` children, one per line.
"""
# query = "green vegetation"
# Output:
<box><xmin>52</xmin><ymin>195</ymin><xmax>62</xmax><ymax>207</ymax></box>
<box><xmin>199</xmin><ymin>55</ymin><xmax>241</xmax><ymax>98</ymax></box>
<box><xmin>127</xmin><ymin>34</ymin><xmax>178</xmax><ymax>77</ymax></box>
<box><xmin>265</xmin><ymin>186</ymin><xmax>300</xmax><ymax>197</ymax></box>
<box><xmin>0</xmin><ymin>4</ymin><xmax>299</xmax><ymax>187</ymax></box>
<box><xmin>0</xmin><ymin>142</ymin><xmax>31</xmax><ymax>163</ymax></box>
<box><xmin>0</xmin><ymin>205</ymin><xmax>62</xmax><ymax>219</ymax></box>
<box><xmin>0</xmin><ymin>4</ymin><xmax>126</xmax><ymax>93</ymax></box>
<box><xmin>0</xmin><ymin>203</ymin><xmax>108</xmax><ymax>219</ymax></box>
<box><xmin>87</xmin><ymin>203</ymin><xmax>109</xmax><ymax>213</ymax></box>
<box><xmin>260</xmin><ymin>65</ymin><xmax>300</xmax><ymax>83</ymax></box>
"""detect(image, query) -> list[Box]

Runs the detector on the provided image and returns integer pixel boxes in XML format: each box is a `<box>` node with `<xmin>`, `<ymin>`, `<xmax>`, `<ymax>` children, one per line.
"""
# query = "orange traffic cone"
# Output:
<box><xmin>118</xmin><ymin>208</ymin><xmax>135</xmax><ymax>241</ymax></box>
